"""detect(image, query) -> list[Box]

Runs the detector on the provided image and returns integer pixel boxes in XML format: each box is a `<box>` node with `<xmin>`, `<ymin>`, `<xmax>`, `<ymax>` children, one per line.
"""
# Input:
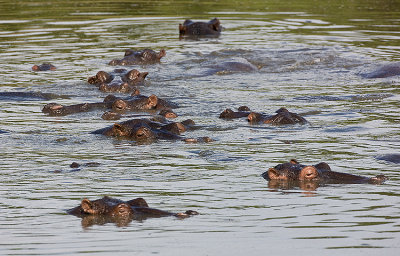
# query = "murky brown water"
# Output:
<box><xmin>1</xmin><ymin>1</ymin><xmax>400</xmax><ymax>255</ymax></box>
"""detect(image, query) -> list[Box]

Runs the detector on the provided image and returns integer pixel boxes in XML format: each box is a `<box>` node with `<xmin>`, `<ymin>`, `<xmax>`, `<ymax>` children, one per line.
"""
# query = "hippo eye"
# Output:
<box><xmin>136</xmin><ymin>127</ymin><xmax>151</xmax><ymax>139</ymax></box>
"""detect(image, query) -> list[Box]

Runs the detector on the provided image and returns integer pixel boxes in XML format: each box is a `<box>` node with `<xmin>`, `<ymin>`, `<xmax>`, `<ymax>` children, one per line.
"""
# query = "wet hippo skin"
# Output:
<box><xmin>262</xmin><ymin>159</ymin><xmax>386</xmax><ymax>184</ymax></box>
<box><xmin>109</xmin><ymin>49</ymin><xmax>166</xmax><ymax>66</ymax></box>
<box><xmin>247</xmin><ymin>108</ymin><xmax>308</xmax><ymax>125</ymax></box>
<box><xmin>179</xmin><ymin>18</ymin><xmax>222</xmax><ymax>38</ymax></box>
<box><xmin>88</xmin><ymin>69</ymin><xmax>148</xmax><ymax>93</ymax></box>
<box><xmin>32</xmin><ymin>63</ymin><xmax>56</xmax><ymax>71</ymax></box>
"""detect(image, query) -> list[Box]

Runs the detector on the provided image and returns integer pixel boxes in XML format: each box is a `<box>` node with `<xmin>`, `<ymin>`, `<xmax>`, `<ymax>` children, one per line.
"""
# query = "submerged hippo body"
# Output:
<box><xmin>211</xmin><ymin>58</ymin><xmax>258</xmax><ymax>75</ymax></box>
<box><xmin>42</xmin><ymin>102</ymin><xmax>112</xmax><ymax>116</ymax></box>
<box><xmin>0</xmin><ymin>91</ymin><xmax>69</xmax><ymax>101</ymax></box>
<box><xmin>376</xmin><ymin>154</ymin><xmax>400</xmax><ymax>164</ymax></box>
<box><xmin>361</xmin><ymin>62</ymin><xmax>400</xmax><ymax>78</ymax></box>
<box><xmin>179</xmin><ymin>18</ymin><xmax>222</xmax><ymax>38</ymax></box>
<box><xmin>88</xmin><ymin>69</ymin><xmax>148</xmax><ymax>93</ymax></box>
<box><xmin>248</xmin><ymin>108</ymin><xmax>308</xmax><ymax>125</ymax></box>
<box><xmin>262</xmin><ymin>160</ymin><xmax>386</xmax><ymax>185</ymax></box>
<box><xmin>68</xmin><ymin>196</ymin><xmax>199</xmax><ymax>227</ymax></box>
<box><xmin>32</xmin><ymin>63</ymin><xmax>56</xmax><ymax>71</ymax></box>
<box><xmin>109</xmin><ymin>49</ymin><xmax>166</xmax><ymax>66</ymax></box>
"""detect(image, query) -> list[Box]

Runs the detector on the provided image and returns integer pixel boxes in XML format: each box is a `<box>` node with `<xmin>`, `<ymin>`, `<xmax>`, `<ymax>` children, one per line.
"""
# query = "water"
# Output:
<box><xmin>1</xmin><ymin>0</ymin><xmax>400</xmax><ymax>255</ymax></box>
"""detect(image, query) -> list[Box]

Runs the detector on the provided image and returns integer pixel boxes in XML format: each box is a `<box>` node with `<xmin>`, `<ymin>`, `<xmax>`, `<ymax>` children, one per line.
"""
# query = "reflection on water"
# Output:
<box><xmin>1</xmin><ymin>0</ymin><xmax>400</xmax><ymax>255</ymax></box>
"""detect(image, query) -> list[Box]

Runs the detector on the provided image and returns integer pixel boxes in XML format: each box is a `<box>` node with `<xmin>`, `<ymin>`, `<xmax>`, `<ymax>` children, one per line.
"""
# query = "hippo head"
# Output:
<box><xmin>42</xmin><ymin>103</ymin><xmax>66</xmax><ymax>116</ymax></box>
<box><xmin>219</xmin><ymin>108</ymin><xmax>234</xmax><ymax>118</ymax></box>
<box><xmin>247</xmin><ymin>112</ymin><xmax>264</xmax><ymax>123</ymax></box>
<box><xmin>264</xmin><ymin>160</ymin><xmax>302</xmax><ymax>180</ymax></box>
<box><xmin>97</xmin><ymin>71</ymin><xmax>113</xmax><ymax>83</ymax></box>
<box><xmin>159</xmin><ymin>109</ymin><xmax>178</xmax><ymax>118</ymax></box>
<box><xmin>32</xmin><ymin>63</ymin><xmax>56</xmax><ymax>71</ymax></box>
<box><xmin>80</xmin><ymin>198</ymin><xmax>133</xmax><ymax>218</ymax></box>
<box><xmin>133</xmin><ymin>125</ymin><xmax>156</xmax><ymax>141</ymax></box>
<box><xmin>265</xmin><ymin>108</ymin><xmax>307</xmax><ymax>125</ymax></box>
<box><xmin>266</xmin><ymin>167</ymin><xmax>292</xmax><ymax>180</ymax></box>
<box><xmin>88</xmin><ymin>71</ymin><xmax>113</xmax><ymax>84</ymax></box>
<box><xmin>123</xmin><ymin>69</ymin><xmax>148</xmax><ymax>83</ymax></box>
<box><xmin>163</xmin><ymin>122</ymin><xmax>186</xmax><ymax>135</ymax></box>
<box><xmin>101</xmin><ymin>111</ymin><xmax>121</xmax><ymax>120</ymax></box>
<box><xmin>112</xmin><ymin>99</ymin><xmax>129</xmax><ymax>111</ymax></box>
<box><xmin>238</xmin><ymin>106</ymin><xmax>250</xmax><ymax>111</ymax></box>
<box><xmin>369</xmin><ymin>175</ymin><xmax>387</xmax><ymax>184</ymax></box>
<box><xmin>124</xmin><ymin>69</ymin><xmax>140</xmax><ymax>81</ymax></box>
<box><xmin>103</xmin><ymin>94</ymin><xmax>118</xmax><ymax>103</ymax></box>
<box><xmin>111</xmin><ymin>123</ymin><xmax>132</xmax><ymax>137</ymax></box>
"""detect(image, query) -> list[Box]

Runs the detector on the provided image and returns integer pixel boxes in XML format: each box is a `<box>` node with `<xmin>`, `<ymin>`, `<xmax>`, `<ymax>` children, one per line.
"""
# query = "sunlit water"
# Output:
<box><xmin>1</xmin><ymin>1</ymin><xmax>400</xmax><ymax>255</ymax></box>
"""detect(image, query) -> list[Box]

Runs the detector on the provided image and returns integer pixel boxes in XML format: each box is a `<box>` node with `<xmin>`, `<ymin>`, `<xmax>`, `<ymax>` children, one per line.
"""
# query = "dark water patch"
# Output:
<box><xmin>294</xmin><ymin>93</ymin><xmax>393</xmax><ymax>102</ymax></box>
<box><xmin>0</xmin><ymin>91</ymin><xmax>70</xmax><ymax>101</ymax></box>
<box><xmin>376</xmin><ymin>154</ymin><xmax>400</xmax><ymax>164</ymax></box>
<box><xmin>360</xmin><ymin>62</ymin><xmax>400</xmax><ymax>78</ymax></box>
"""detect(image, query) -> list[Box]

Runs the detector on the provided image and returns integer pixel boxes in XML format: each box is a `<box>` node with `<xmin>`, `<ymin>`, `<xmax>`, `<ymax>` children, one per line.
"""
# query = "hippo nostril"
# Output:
<box><xmin>301</xmin><ymin>166</ymin><xmax>318</xmax><ymax>180</ymax></box>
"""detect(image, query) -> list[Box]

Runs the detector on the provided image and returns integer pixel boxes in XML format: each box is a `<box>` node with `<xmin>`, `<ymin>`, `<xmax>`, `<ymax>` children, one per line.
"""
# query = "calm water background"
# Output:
<box><xmin>1</xmin><ymin>0</ymin><xmax>400</xmax><ymax>255</ymax></box>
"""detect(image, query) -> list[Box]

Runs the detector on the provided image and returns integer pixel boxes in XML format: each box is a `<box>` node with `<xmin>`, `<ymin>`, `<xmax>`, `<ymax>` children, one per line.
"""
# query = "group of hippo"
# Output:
<box><xmin>17</xmin><ymin>18</ymin><xmax>397</xmax><ymax>226</ymax></box>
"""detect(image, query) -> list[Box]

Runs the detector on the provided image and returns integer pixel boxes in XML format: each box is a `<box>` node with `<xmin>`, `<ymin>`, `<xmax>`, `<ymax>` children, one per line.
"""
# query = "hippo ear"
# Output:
<box><xmin>267</xmin><ymin>168</ymin><xmax>280</xmax><ymax>180</ymax></box>
<box><xmin>290</xmin><ymin>159</ymin><xmax>299</xmax><ymax>164</ymax></box>
<box><xmin>158</xmin><ymin>49</ymin><xmax>166</xmax><ymax>58</ymax></box>
<box><xmin>139</xmin><ymin>72</ymin><xmax>149</xmax><ymax>80</ymax></box>
<box><xmin>211</xmin><ymin>22</ymin><xmax>220</xmax><ymax>31</ymax></box>
<box><xmin>81</xmin><ymin>199</ymin><xmax>95</xmax><ymax>214</ymax></box>
<box><xmin>147</xmin><ymin>95</ymin><xmax>158</xmax><ymax>108</ymax></box>
<box><xmin>179</xmin><ymin>24</ymin><xmax>186</xmax><ymax>34</ymax></box>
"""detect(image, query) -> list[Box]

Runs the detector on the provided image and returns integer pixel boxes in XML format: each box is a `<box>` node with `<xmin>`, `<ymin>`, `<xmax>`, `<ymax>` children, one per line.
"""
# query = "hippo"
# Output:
<box><xmin>88</xmin><ymin>69</ymin><xmax>148</xmax><ymax>93</ymax></box>
<box><xmin>0</xmin><ymin>91</ymin><xmax>69</xmax><ymax>101</ymax></box>
<box><xmin>101</xmin><ymin>111</ymin><xmax>122</xmax><ymax>120</ymax></box>
<box><xmin>158</xmin><ymin>108</ymin><xmax>178</xmax><ymax>119</ymax></box>
<box><xmin>32</xmin><ymin>63</ymin><xmax>56</xmax><ymax>71</ymax></box>
<box><xmin>361</xmin><ymin>62</ymin><xmax>400</xmax><ymax>78</ymax></box>
<box><xmin>92</xmin><ymin>118</ymin><xmax>210</xmax><ymax>143</ymax></box>
<box><xmin>92</xmin><ymin>118</ymin><xmax>182</xmax><ymax>141</ymax></box>
<box><xmin>67</xmin><ymin>196</ymin><xmax>199</xmax><ymax>227</ymax></box>
<box><xmin>179</xmin><ymin>18</ymin><xmax>222</xmax><ymax>38</ymax></box>
<box><xmin>219</xmin><ymin>106</ymin><xmax>251</xmax><ymax>119</ymax></box>
<box><xmin>248</xmin><ymin>108</ymin><xmax>308</xmax><ymax>125</ymax></box>
<box><xmin>42</xmin><ymin>94</ymin><xmax>176</xmax><ymax>116</ymax></box>
<box><xmin>262</xmin><ymin>159</ymin><xmax>387</xmax><ymax>185</ymax></box>
<box><xmin>42</xmin><ymin>101</ymin><xmax>112</xmax><ymax>116</ymax></box>
<box><xmin>109</xmin><ymin>49</ymin><xmax>166</xmax><ymax>66</ymax></box>
<box><xmin>52</xmin><ymin>162</ymin><xmax>101</xmax><ymax>173</ymax></box>
<box><xmin>111</xmin><ymin>94</ymin><xmax>178</xmax><ymax>113</ymax></box>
